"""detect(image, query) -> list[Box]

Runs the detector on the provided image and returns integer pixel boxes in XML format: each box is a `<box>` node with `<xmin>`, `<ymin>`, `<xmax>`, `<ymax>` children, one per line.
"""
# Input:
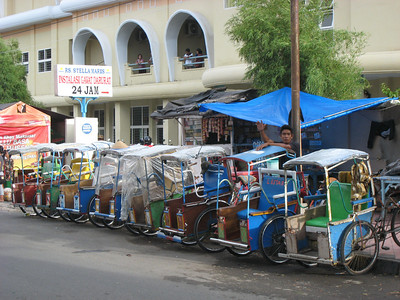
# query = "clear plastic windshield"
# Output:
<box><xmin>95</xmin><ymin>155</ymin><xmax>119</xmax><ymax>194</ymax></box>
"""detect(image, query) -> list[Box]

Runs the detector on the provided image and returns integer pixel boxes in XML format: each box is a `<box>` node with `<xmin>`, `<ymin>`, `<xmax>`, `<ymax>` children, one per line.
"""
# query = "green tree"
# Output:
<box><xmin>0</xmin><ymin>38</ymin><xmax>36</xmax><ymax>105</ymax></box>
<box><xmin>226</xmin><ymin>0</ymin><xmax>368</xmax><ymax>100</ymax></box>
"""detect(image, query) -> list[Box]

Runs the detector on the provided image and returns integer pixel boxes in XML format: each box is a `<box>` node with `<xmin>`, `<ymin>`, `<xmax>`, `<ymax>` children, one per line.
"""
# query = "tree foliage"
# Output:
<box><xmin>0</xmin><ymin>38</ymin><xmax>35</xmax><ymax>105</ymax></box>
<box><xmin>226</xmin><ymin>0</ymin><xmax>369</xmax><ymax>100</ymax></box>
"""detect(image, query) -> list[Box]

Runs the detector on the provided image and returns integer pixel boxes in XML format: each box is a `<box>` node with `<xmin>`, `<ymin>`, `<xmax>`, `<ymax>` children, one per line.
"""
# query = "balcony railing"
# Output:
<box><xmin>179</xmin><ymin>55</ymin><xmax>208</xmax><ymax>69</ymax></box>
<box><xmin>128</xmin><ymin>61</ymin><xmax>153</xmax><ymax>74</ymax></box>
<box><xmin>125</xmin><ymin>62</ymin><xmax>155</xmax><ymax>85</ymax></box>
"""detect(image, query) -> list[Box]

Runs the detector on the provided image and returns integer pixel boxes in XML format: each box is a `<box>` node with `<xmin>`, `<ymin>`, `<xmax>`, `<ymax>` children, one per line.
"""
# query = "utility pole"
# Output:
<box><xmin>291</xmin><ymin>0</ymin><xmax>301</xmax><ymax>155</ymax></box>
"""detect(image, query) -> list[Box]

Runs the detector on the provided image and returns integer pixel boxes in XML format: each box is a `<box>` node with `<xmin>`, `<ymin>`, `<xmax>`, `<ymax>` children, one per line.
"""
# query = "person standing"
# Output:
<box><xmin>194</xmin><ymin>48</ymin><xmax>204</xmax><ymax>68</ymax></box>
<box><xmin>256</xmin><ymin>121</ymin><xmax>300</xmax><ymax>167</ymax></box>
<box><xmin>136</xmin><ymin>54</ymin><xmax>146</xmax><ymax>73</ymax></box>
<box><xmin>183</xmin><ymin>48</ymin><xmax>193</xmax><ymax>69</ymax></box>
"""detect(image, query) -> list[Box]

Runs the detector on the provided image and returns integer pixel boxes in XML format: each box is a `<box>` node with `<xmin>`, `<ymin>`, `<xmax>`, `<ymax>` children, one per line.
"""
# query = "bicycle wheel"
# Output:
<box><xmin>139</xmin><ymin>227</ymin><xmax>158</xmax><ymax>236</ymax></box>
<box><xmin>391</xmin><ymin>208</ymin><xmax>400</xmax><ymax>247</ymax></box>
<box><xmin>259</xmin><ymin>215</ymin><xmax>289</xmax><ymax>264</ymax></box>
<box><xmin>19</xmin><ymin>206</ymin><xmax>37</xmax><ymax>216</ymax></box>
<box><xmin>32</xmin><ymin>195</ymin><xmax>47</xmax><ymax>219</ymax></box>
<box><xmin>41</xmin><ymin>206</ymin><xmax>60</xmax><ymax>219</ymax></box>
<box><xmin>340</xmin><ymin>221</ymin><xmax>378</xmax><ymax>275</ymax></box>
<box><xmin>125</xmin><ymin>214</ymin><xmax>140</xmax><ymax>235</ymax></box>
<box><xmin>103</xmin><ymin>218</ymin><xmax>125</xmax><ymax>230</ymax></box>
<box><xmin>87</xmin><ymin>196</ymin><xmax>106</xmax><ymax>228</ymax></box>
<box><xmin>194</xmin><ymin>208</ymin><xmax>225</xmax><ymax>252</ymax></box>
<box><xmin>70</xmin><ymin>212</ymin><xmax>89</xmax><ymax>224</ymax></box>
<box><xmin>58</xmin><ymin>209</ymin><xmax>72</xmax><ymax>222</ymax></box>
<box><xmin>226</xmin><ymin>247</ymin><xmax>251</xmax><ymax>257</ymax></box>
<box><xmin>181</xmin><ymin>235</ymin><xmax>197</xmax><ymax>246</ymax></box>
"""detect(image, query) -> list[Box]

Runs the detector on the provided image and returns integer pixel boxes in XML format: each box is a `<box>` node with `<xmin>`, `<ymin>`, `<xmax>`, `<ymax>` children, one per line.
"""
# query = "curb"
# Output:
<box><xmin>374</xmin><ymin>257</ymin><xmax>400</xmax><ymax>275</ymax></box>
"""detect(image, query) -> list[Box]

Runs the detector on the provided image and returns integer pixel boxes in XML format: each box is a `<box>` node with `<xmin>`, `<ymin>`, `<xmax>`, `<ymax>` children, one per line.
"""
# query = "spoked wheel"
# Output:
<box><xmin>70</xmin><ymin>213</ymin><xmax>89</xmax><ymax>224</ymax></box>
<box><xmin>340</xmin><ymin>221</ymin><xmax>378</xmax><ymax>275</ymax></box>
<box><xmin>103</xmin><ymin>218</ymin><xmax>125</xmax><ymax>230</ymax></box>
<box><xmin>194</xmin><ymin>208</ymin><xmax>226</xmax><ymax>253</ymax></box>
<box><xmin>125</xmin><ymin>214</ymin><xmax>140</xmax><ymax>235</ymax></box>
<box><xmin>32</xmin><ymin>197</ymin><xmax>47</xmax><ymax>219</ymax></box>
<box><xmin>41</xmin><ymin>206</ymin><xmax>60</xmax><ymax>219</ymax></box>
<box><xmin>391</xmin><ymin>208</ymin><xmax>400</xmax><ymax>247</ymax></box>
<box><xmin>58</xmin><ymin>209</ymin><xmax>72</xmax><ymax>222</ymax></box>
<box><xmin>296</xmin><ymin>260</ymin><xmax>318</xmax><ymax>268</ymax></box>
<box><xmin>181</xmin><ymin>235</ymin><xmax>197</xmax><ymax>246</ymax></box>
<box><xmin>259</xmin><ymin>215</ymin><xmax>289</xmax><ymax>264</ymax></box>
<box><xmin>226</xmin><ymin>247</ymin><xmax>251</xmax><ymax>257</ymax></box>
<box><xmin>139</xmin><ymin>227</ymin><xmax>158</xmax><ymax>236</ymax></box>
<box><xmin>19</xmin><ymin>206</ymin><xmax>37</xmax><ymax>216</ymax></box>
<box><xmin>87</xmin><ymin>196</ymin><xmax>106</xmax><ymax>228</ymax></box>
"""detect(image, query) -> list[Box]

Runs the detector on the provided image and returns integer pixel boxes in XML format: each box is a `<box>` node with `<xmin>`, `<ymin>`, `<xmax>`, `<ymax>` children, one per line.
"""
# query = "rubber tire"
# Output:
<box><xmin>296</xmin><ymin>260</ymin><xmax>317</xmax><ymax>268</ymax></box>
<box><xmin>139</xmin><ymin>227</ymin><xmax>158</xmax><ymax>236</ymax></box>
<box><xmin>259</xmin><ymin>215</ymin><xmax>289</xmax><ymax>264</ymax></box>
<box><xmin>181</xmin><ymin>236</ymin><xmax>197</xmax><ymax>246</ymax></box>
<box><xmin>194</xmin><ymin>207</ymin><xmax>226</xmax><ymax>253</ymax></box>
<box><xmin>103</xmin><ymin>218</ymin><xmax>125</xmax><ymax>230</ymax></box>
<box><xmin>19</xmin><ymin>206</ymin><xmax>38</xmax><ymax>217</ymax></box>
<box><xmin>226</xmin><ymin>247</ymin><xmax>251</xmax><ymax>257</ymax></box>
<box><xmin>391</xmin><ymin>208</ymin><xmax>400</xmax><ymax>247</ymax></box>
<box><xmin>41</xmin><ymin>206</ymin><xmax>60</xmax><ymax>219</ymax></box>
<box><xmin>340</xmin><ymin>221</ymin><xmax>378</xmax><ymax>275</ymax></box>
<box><xmin>125</xmin><ymin>214</ymin><xmax>141</xmax><ymax>235</ymax></box>
<box><xmin>70</xmin><ymin>213</ymin><xmax>89</xmax><ymax>224</ymax></box>
<box><xmin>58</xmin><ymin>210</ymin><xmax>72</xmax><ymax>222</ymax></box>
<box><xmin>87</xmin><ymin>196</ymin><xmax>106</xmax><ymax>228</ymax></box>
<box><xmin>32</xmin><ymin>195</ymin><xmax>47</xmax><ymax>219</ymax></box>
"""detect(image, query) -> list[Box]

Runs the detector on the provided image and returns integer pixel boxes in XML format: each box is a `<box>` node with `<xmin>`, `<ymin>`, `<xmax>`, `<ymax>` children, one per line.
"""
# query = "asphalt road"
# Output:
<box><xmin>0</xmin><ymin>204</ymin><xmax>399</xmax><ymax>300</ymax></box>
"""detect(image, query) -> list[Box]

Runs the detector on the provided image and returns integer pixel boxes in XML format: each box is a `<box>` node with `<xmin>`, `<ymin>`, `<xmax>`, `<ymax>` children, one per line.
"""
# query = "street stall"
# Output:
<box><xmin>150</xmin><ymin>88</ymin><xmax>258</xmax><ymax>152</ymax></box>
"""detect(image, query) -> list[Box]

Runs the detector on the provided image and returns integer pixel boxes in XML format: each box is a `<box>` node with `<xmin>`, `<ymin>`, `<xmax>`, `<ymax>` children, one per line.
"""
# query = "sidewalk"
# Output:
<box><xmin>374</xmin><ymin>232</ymin><xmax>400</xmax><ymax>275</ymax></box>
<box><xmin>0</xmin><ymin>201</ymin><xmax>399</xmax><ymax>274</ymax></box>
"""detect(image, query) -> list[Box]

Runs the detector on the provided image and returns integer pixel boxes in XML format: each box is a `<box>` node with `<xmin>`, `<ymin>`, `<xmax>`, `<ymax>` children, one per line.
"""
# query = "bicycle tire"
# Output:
<box><xmin>226</xmin><ymin>247</ymin><xmax>251</xmax><ymax>257</ymax></box>
<box><xmin>391</xmin><ymin>208</ymin><xmax>400</xmax><ymax>247</ymax></box>
<box><xmin>103</xmin><ymin>218</ymin><xmax>125</xmax><ymax>230</ymax></box>
<box><xmin>70</xmin><ymin>212</ymin><xmax>89</xmax><ymax>224</ymax></box>
<box><xmin>125</xmin><ymin>214</ymin><xmax>140</xmax><ymax>235</ymax></box>
<box><xmin>41</xmin><ymin>206</ymin><xmax>60</xmax><ymax>219</ymax></box>
<box><xmin>340</xmin><ymin>221</ymin><xmax>378</xmax><ymax>275</ymax></box>
<box><xmin>58</xmin><ymin>209</ymin><xmax>72</xmax><ymax>222</ymax></box>
<box><xmin>87</xmin><ymin>196</ymin><xmax>106</xmax><ymax>228</ymax></box>
<box><xmin>194</xmin><ymin>207</ymin><xmax>226</xmax><ymax>253</ymax></box>
<box><xmin>32</xmin><ymin>195</ymin><xmax>47</xmax><ymax>219</ymax></box>
<box><xmin>259</xmin><ymin>214</ymin><xmax>289</xmax><ymax>264</ymax></box>
<box><xmin>139</xmin><ymin>227</ymin><xmax>158</xmax><ymax>236</ymax></box>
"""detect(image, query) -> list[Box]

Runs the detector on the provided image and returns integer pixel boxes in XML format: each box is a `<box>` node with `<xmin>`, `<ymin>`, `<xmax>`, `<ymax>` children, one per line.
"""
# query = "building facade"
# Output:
<box><xmin>0</xmin><ymin>0</ymin><xmax>399</xmax><ymax>145</ymax></box>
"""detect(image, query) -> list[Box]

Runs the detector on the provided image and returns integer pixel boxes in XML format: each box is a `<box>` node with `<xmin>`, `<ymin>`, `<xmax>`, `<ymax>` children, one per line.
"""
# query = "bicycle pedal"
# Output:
<box><xmin>381</xmin><ymin>246</ymin><xmax>390</xmax><ymax>250</ymax></box>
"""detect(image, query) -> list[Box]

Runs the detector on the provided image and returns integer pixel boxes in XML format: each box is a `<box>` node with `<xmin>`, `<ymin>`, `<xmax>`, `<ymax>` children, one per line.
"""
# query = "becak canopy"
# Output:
<box><xmin>0</xmin><ymin>101</ymin><xmax>50</xmax><ymax>150</ymax></box>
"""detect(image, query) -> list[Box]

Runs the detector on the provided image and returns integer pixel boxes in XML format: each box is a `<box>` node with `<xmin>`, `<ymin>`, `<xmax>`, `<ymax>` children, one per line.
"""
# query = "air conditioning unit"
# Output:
<box><xmin>186</xmin><ymin>22</ymin><xmax>200</xmax><ymax>36</ymax></box>
<box><xmin>136</xmin><ymin>30</ymin><xmax>148</xmax><ymax>41</ymax></box>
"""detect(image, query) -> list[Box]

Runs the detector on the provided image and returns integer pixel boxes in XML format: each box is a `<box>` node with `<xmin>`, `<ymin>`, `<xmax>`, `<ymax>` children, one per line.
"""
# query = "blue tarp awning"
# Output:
<box><xmin>199</xmin><ymin>87</ymin><xmax>393</xmax><ymax>128</ymax></box>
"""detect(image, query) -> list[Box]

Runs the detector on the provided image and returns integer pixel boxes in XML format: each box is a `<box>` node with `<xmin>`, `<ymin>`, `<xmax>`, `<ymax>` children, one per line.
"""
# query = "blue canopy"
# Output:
<box><xmin>199</xmin><ymin>87</ymin><xmax>392</xmax><ymax>128</ymax></box>
<box><xmin>221</xmin><ymin>145</ymin><xmax>287</xmax><ymax>163</ymax></box>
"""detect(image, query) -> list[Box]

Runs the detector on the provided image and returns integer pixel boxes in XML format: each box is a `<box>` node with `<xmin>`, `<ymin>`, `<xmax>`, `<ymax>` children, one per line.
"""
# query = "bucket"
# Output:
<box><xmin>4</xmin><ymin>188</ymin><xmax>12</xmax><ymax>201</ymax></box>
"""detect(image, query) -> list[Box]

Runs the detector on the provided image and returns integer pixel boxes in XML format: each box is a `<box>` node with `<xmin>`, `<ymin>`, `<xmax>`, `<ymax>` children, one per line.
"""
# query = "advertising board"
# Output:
<box><xmin>55</xmin><ymin>64</ymin><xmax>113</xmax><ymax>97</ymax></box>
